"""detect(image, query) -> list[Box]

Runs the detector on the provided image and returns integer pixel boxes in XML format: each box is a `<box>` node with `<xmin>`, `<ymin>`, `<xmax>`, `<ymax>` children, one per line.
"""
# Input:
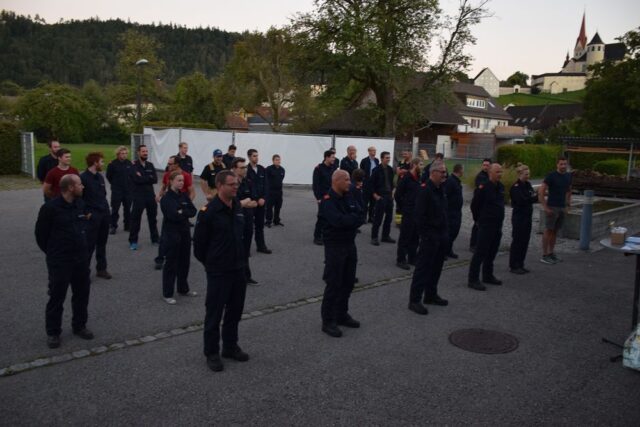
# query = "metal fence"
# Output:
<box><xmin>20</xmin><ymin>132</ymin><xmax>35</xmax><ymax>178</ymax></box>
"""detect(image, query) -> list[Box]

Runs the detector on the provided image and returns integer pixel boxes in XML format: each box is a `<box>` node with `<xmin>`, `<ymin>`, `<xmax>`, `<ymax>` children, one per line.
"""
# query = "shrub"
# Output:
<box><xmin>462</xmin><ymin>165</ymin><xmax>518</xmax><ymax>204</ymax></box>
<box><xmin>496</xmin><ymin>144</ymin><xmax>562</xmax><ymax>178</ymax></box>
<box><xmin>143</xmin><ymin>121</ymin><xmax>217</xmax><ymax>130</ymax></box>
<box><xmin>568</xmin><ymin>152</ymin><xmax>635</xmax><ymax>171</ymax></box>
<box><xmin>0</xmin><ymin>121</ymin><xmax>20</xmax><ymax>175</ymax></box>
<box><xmin>593</xmin><ymin>159</ymin><xmax>628</xmax><ymax>176</ymax></box>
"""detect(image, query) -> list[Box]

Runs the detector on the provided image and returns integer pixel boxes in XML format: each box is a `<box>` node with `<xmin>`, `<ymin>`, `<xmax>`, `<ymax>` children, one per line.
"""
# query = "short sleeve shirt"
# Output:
<box><xmin>200</xmin><ymin>163</ymin><xmax>226</xmax><ymax>189</ymax></box>
<box><xmin>544</xmin><ymin>171</ymin><xmax>572</xmax><ymax>208</ymax></box>
<box><xmin>162</xmin><ymin>170</ymin><xmax>193</xmax><ymax>194</ymax></box>
<box><xmin>44</xmin><ymin>166</ymin><xmax>80</xmax><ymax>198</ymax></box>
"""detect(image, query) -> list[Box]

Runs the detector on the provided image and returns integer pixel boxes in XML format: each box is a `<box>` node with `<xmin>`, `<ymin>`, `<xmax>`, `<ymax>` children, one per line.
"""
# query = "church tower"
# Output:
<box><xmin>586</xmin><ymin>32</ymin><xmax>605</xmax><ymax>69</ymax></box>
<box><xmin>573</xmin><ymin>13</ymin><xmax>588</xmax><ymax>58</ymax></box>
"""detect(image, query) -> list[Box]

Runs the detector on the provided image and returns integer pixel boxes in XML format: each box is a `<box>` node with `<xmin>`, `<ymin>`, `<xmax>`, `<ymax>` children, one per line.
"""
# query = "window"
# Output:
<box><xmin>466</xmin><ymin>98</ymin><xmax>486</xmax><ymax>109</ymax></box>
<box><xmin>469</xmin><ymin>118</ymin><xmax>480</xmax><ymax>128</ymax></box>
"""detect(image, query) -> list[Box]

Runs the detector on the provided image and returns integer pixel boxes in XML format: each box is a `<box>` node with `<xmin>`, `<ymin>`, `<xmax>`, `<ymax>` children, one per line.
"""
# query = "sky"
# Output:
<box><xmin>2</xmin><ymin>0</ymin><xmax>639</xmax><ymax>81</ymax></box>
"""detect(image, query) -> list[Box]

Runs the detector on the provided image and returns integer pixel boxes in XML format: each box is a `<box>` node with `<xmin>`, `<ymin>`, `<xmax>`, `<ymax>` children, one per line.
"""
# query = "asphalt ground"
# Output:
<box><xmin>1</xmin><ymin>179</ymin><xmax>639</xmax><ymax>425</ymax></box>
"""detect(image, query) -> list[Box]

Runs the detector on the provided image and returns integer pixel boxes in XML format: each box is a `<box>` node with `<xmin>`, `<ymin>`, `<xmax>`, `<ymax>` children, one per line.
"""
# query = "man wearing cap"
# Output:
<box><xmin>200</xmin><ymin>149</ymin><xmax>227</xmax><ymax>201</ymax></box>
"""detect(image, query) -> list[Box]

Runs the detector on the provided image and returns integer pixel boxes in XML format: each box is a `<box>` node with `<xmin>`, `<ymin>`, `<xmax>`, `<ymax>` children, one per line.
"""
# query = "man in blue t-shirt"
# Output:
<box><xmin>538</xmin><ymin>157</ymin><xmax>572</xmax><ymax>265</ymax></box>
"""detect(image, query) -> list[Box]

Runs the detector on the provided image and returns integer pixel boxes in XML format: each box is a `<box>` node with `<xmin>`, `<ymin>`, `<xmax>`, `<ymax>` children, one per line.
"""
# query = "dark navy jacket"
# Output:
<box><xmin>247</xmin><ymin>164</ymin><xmax>268</xmax><ymax>200</ymax></box>
<box><xmin>475</xmin><ymin>170</ymin><xmax>489</xmax><ymax>187</ymax></box>
<box><xmin>193</xmin><ymin>197</ymin><xmax>246</xmax><ymax>273</ymax></box>
<box><xmin>359</xmin><ymin>157</ymin><xmax>379</xmax><ymax>180</ymax></box>
<box><xmin>510</xmin><ymin>179</ymin><xmax>538</xmax><ymax>217</ymax></box>
<box><xmin>340</xmin><ymin>157</ymin><xmax>358</xmax><ymax>177</ymax></box>
<box><xmin>222</xmin><ymin>153</ymin><xmax>235</xmax><ymax>169</ymax></box>
<box><xmin>444</xmin><ymin>174</ymin><xmax>463</xmax><ymax>217</ymax></box>
<box><xmin>312</xmin><ymin>162</ymin><xmax>334</xmax><ymax>200</ymax></box>
<box><xmin>176</xmin><ymin>154</ymin><xmax>194</xmax><ymax>174</ymax></box>
<box><xmin>160</xmin><ymin>189</ymin><xmax>197</xmax><ymax>232</ymax></box>
<box><xmin>80</xmin><ymin>170</ymin><xmax>110</xmax><ymax>215</ymax></box>
<box><xmin>370</xmin><ymin>164</ymin><xmax>395</xmax><ymax>197</ymax></box>
<box><xmin>130</xmin><ymin>160</ymin><xmax>157</xmax><ymax>197</ymax></box>
<box><xmin>394</xmin><ymin>172</ymin><xmax>421</xmax><ymax>215</ymax></box>
<box><xmin>106</xmin><ymin>159</ymin><xmax>133</xmax><ymax>193</ymax></box>
<box><xmin>37</xmin><ymin>154</ymin><xmax>58</xmax><ymax>183</ymax></box>
<box><xmin>471</xmin><ymin>180</ymin><xmax>505</xmax><ymax>225</ymax></box>
<box><xmin>35</xmin><ymin>197</ymin><xmax>90</xmax><ymax>264</ymax></box>
<box><xmin>320</xmin><ymin>189</ymin><xmax>364</xmax><ymax>245</ymax></box>
<box><xmin>415</xmin><ymin>179</ymin><xmax>448</xmax><ymax>237</ymax></box>
<box><xmin>266</xmin><ymin>165</ymin><xmax>285</xmax><ymax>194</ymax></box>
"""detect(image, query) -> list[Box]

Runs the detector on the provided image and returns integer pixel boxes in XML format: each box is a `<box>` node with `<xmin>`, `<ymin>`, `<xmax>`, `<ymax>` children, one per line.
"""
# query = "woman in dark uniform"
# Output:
<box><xmin>509</xmin><ymin>163</ymin><xmax>539</xmax><ymax>274</ymax></box>
<box><xmin>160</xmin><ymin>171</ymin><xmax>198</xmax><ymax>304</ymax></box>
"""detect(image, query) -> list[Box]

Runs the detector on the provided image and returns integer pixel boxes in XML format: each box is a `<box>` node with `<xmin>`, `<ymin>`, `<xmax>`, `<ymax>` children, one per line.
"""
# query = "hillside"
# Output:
<box><xmin>498</xmin><ymin>89</ymin><xmax>585</xmax><ymax>107</ymax></box>
<box><xmin>0</xmin><ymin>10</ymin><xmax>240</xmax><ymax>88</ymax></box>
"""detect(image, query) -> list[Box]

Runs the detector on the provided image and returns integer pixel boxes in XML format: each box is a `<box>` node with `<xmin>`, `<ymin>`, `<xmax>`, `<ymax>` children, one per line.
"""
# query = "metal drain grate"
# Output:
<box><xmin>449</xmin><ymin>328</ymin><xmax>519</xmax><ymax>354</ymax></box>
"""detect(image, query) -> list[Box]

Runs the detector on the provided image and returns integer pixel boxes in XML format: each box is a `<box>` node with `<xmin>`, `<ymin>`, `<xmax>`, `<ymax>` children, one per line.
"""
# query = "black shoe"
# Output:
<box><xmin>408</xmin><ymin>302</ymin><xmax>429</xmax><ymax>315</ymax></box>
<box><xmin>207</xmin><ymin>354</ymin><xmax>224</xmax><ymax>372</ymax></box>
<box><xmin>265</xmin><ymin>223</ymin><xmax>272</xmax><ymax>228</ymax></box>
<box><xmin>381</xmin><ymin>236</ymin><xmax>396</xmax><ymax>243</ymax></box>
<box><xmin>124</xmin><ymin>225</ymin><xmax>130</xmax><ymax>232</ymax></box>
<box><xmin>337</xmin><ymin>315</ymin><xmax>360</xmax><ymax>328</ymax></box>
<box><xmin>109</xmin><ymin>227</ymin><xmax>117</xmax><ymax>235</ymax></box>
<box><xmin>73</xmin><ymin>328</ymin><xmax>94</xmax><ymax>340</ymax></box>
<box><xmin>522</xmin><ymin>267</ymin><xmax>531</xmax><ymax>273</ymax></box>
<box><xmin>155</xmin><ymin>260</ymin><xmax>163</xmax><ymax>270</ymax></box>
<box><xmin>509</xmin><ymin>268</ymin><xmax>527</xmax><ymax>275</ymax></box>
<box><xmin>47</xmin><ymin>335</ymin><xmax>60</xmax><ymax>349</ymax></box>
<box><xmin>408</xmin><ymin>259</ymin><xmax>416</xmax><ymax>266</ymax></box>
<box><xmin>469</xmin><ymin>246</ymin><xmax>476</xmax><ymax>253</ymax></box>
<box><xmin>354</xmin><ymin>277</ymin><xmax>359</xmax><ymax>283</ymax></box>
<box><xmin>371</xmin><ymin>238</ymin><xmax>380</xmax><ymax>246</ymax></box>
<box><xmin>314</xmin><ymin>238</ymin><xmax>324</xmax><ymax>246</ymax></box>
<box><xmin>257</xmin><ymin>247</ymin><xmax>272</xmax><ymax>254</ymax></box>
<box><xmin>468</xmin><ymin>281</ymin><xmax>486</xmax><ymax>291</ymax></box>
<box><xmin>356</xmin><ymin>229</ymin><xmax>361</xmax><ymax>233</ymax></box>
<box><xmin>322</xmin><ymin>323</ymin><xmax>342</xmax><ymax>337</ymax></box>
<box><xmin>96</xmin><ymin>270</ymin><xmax>112</xmax><ymax>279</ymax></box>
<box><xmin>447</xmin><ymin>252</ymin><xmax>459</xmax><ymax>259</ymax></box>
<box><xmin>396</xmin><ymin>261</ymin><xmax>410</xmax><ymax>270</ymax></box>
<box><xmin>424</xmin><ymin>295</ymin><xmax>449</xmax><ymax>306</ymax></box>
<box><xmin>275</xmin><ymin>222</ymin><xmax>284</xmax><ymax>227</ymax></box>
<box><xmin>483</xmin><ymin>276</ymin><xmax>503</xmax><ymax>286</ymax></box>
<box><xmin>221</xmin><ymin>346</ymin><xmax>250</xmax><ymax>362</ymax></box>
<box><xmin>247</xmin><ymin>278</ymin><xmax>259</xmax><ymax>285</ymax></box>
<box><xmin>367</xmin><ymin>218</ymin><xmax>373</xmax><ymax>223</ymax></box>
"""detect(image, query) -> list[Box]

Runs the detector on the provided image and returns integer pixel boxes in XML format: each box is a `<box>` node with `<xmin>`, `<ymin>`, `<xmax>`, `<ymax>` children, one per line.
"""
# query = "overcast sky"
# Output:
<box><xmin>3</xmin><ymin>0</ymin><xmax>639</xmax><ymax>80</ymax></box>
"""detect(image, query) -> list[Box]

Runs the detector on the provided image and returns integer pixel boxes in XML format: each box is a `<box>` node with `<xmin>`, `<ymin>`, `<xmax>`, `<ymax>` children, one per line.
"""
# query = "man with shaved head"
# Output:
<box><xmin>318</xmin><ymin>169</ymin><xmax>364</xmax><ymax>338</ymax></box>
<box><xmin>468</xmin><ymin>163</ymin><xmax>505</xmax><ymax>291</ymax></box>
<box><xmin>35</xmin><ymin>174</ymin><xmax>94</xmax><ymax>349</ymax></box>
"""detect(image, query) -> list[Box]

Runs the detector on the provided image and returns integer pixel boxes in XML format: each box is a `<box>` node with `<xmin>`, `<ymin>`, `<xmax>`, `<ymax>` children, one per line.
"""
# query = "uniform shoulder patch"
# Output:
<box><xmin>478</xmin><ymin>184</ymin><xmax>484</xmax><ymax>189</ymax></box>
<box><xmin>514</xmin><ymin>183</ymin><xmax>519</xmax><ymax>187</ymax></box>
<box><xmin>323</xmin><ymin>194</ymin><xmax>330</xmax><ymax>200</ymax></box>
<box><xmin>420</xmin><ymin>183</ymin><xmax>427</xmax><ymax>188</ymax></box>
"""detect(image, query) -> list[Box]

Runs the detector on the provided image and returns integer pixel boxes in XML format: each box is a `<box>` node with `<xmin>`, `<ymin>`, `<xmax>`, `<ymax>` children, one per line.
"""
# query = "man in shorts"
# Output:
<box><xmin>538</xmin><ymin>157</ymin><xmax>572</xmax><ymax>265</ymax></box>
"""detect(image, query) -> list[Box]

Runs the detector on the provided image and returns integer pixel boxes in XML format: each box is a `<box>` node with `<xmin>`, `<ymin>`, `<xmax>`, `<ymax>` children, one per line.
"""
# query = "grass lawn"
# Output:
<box><xmin>498</xmin><ymin>89</ymin><xmax>585</xmax><ymax>107</ymax></box>
<box><xmin>0</xmin><ymin>175</ymin><xmax>40</xmax><ymax>191</ymax></box>
<box><xmin>35</xmin><ymin>143</ymin><xmax>123</xmax><ymax>171</ymax></box>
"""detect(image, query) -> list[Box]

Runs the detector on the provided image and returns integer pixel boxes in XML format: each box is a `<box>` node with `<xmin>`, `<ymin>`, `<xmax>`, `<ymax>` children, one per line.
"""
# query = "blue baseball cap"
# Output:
<box><xmin>213</xmin><ymin>149</ymin><xmax>223</xmax><ymax>157</ymax></box>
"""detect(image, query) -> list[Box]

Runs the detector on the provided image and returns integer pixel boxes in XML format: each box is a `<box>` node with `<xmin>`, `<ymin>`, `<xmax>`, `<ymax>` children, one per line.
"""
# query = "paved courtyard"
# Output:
<box><xmin>0</xmin><ymin>180</ymin><xmax>639</xmax><ymax>425</ymax></box>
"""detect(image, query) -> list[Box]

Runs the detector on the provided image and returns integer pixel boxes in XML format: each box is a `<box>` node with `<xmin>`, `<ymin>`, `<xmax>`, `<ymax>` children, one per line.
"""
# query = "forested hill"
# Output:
<box><xmin>0</xmin><ymin>10</ymin><xmax>241</xmax><ymax>88</ymax></box>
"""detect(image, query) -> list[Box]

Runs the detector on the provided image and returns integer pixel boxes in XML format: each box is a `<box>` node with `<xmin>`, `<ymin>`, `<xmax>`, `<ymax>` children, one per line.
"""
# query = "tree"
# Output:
<box><xmin>15</xmin><ymin>83</ymin><xmax>99</xmax><ymax>142</ymax></box>
<box><xmin>504</xmin><ymin>71</ymin><xmax>529</xmax><ymax>87</ymax></box>
<box><xmin>292</xmin><ymin>0</ymin><xmax>490</xmax><ymax>136</ymax></box>
<box><xmin>582</xmin><ymin>27</ymin><xmax>640</xmax><ymax>137</ymax></box>
<box><xmin>173</xmin><ymin>72</ymin><xmax>217</xmax><ymax>123</ymax></box>
<box><xmin>115</xmin><ymin>29</ymin><xmax>165</xmax><ymax>101</ymax></box>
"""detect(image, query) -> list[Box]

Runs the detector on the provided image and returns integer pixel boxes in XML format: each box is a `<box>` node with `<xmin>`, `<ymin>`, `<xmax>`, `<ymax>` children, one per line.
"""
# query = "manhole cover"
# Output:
<box><xmin>449</xmin><ymin>329</ymin><xmax>519</xmax><ymax>354</ymax></box>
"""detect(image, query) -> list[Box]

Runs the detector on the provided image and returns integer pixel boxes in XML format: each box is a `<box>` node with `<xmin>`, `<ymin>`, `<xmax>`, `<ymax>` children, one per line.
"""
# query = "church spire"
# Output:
<box><xmin>574</xmin><ymin>12</ymin><xmax>587</xmax><ymax>57</ymax></box>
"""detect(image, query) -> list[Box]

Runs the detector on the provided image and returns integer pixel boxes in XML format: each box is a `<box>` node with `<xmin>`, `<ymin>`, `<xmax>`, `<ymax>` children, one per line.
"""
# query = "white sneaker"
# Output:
<box><xmin>164</xmin><ymin>298</ymin><xmax>177</xmax><ymax>305</ymax></box>
<box><xmin>180</xmin><ymin>291</ymin><xmax>198</xmax><ymax>297</ymax></box>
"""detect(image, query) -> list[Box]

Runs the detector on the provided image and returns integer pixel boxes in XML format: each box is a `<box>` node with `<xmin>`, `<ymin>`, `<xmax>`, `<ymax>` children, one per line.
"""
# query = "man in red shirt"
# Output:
<box><xmin>43</xmin><ymin>148</ymin><xmax>79</xmax><ymax>201</ymax></box>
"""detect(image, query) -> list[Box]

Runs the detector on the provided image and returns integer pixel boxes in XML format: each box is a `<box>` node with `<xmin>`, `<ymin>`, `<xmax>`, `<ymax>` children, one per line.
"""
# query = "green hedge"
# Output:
<box><xmin>568</xmin><ymin>152</ymin><xmax>636</xmax><ymax>171</ymax></box>
<box><xmin>0</xmin><ymin>121</ymin><xmax>20</xmax><ymax>175</ymax></box>
<box><xmin>496</xmin><ymin>144</ymin><xmax>563</xmax><ymax>178</ymax></box>
<box><xmin>593</xmin><ymin>159</ymin><xmax>628</xmax><ymax>176</ymax></box>
<box><xmin>143</xmin><ymin>121</ymin><xmax>217</xmax><ymax>130</ymax></box>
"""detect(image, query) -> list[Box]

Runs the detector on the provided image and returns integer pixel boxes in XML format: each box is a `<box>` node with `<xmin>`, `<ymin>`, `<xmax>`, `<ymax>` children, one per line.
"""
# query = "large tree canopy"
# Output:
<box><xmin>292</xmin><ymin>0</ymin><xmax>490</xmax><ymax>136</ymax></box>
<box><xmin>583</xmin><ymin>27</ymin><xmax>640</xmax><ymax>137</ymax></box>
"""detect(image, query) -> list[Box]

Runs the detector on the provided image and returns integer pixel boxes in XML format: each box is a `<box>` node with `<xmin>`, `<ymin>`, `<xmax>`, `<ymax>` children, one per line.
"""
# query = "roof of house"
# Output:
<box><xmin>472</xmin><ymin>67</ymin><xmax>489</xmax><ymax>81</ymax></box>
<box><xmin>224</xmin><ymin>114</ymin><xmax>249</xmax><ymax>130</ymax></box>
<box><xmin>604</xmin><ymin>42</ymin><xmax>626</xmax><ymax>61</ymax></box>
<box><xmin>506</xmin><ymin>104</ymin><xmax>583</xmax><ymax>130</ymax></box>
<box><xmin>532</xmin><ymin>72</ymin><xmax>586</xmax><ymax>79</ymax></box>
<box><xmin>587</xmin><ymin>32</ymin><xmax>604</xmax><ymax>45</ymax></box>
<box><xmin>453</xmin><ymin>82</ymin><xmax>491</xmax><ymax>98</ymax></box>
<box><xmin>452</xmin><ymin>82</ymin><xmax>511</xmax><ymax>120</ymax></box>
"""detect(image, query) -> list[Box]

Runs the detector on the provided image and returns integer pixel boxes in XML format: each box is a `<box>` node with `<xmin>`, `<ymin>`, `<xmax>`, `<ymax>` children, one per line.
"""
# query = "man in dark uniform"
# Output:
<box><xmin>408</xmin><ymin>160</ymin><xmax>450</xmax><ymax>315</ymax></box>
<box><xmin>396</xmin><ymin>150</ymin><xmax>412</xmax><ymax>179</ymax></box>
<box><xmin>106</xmin><ymin>146</ymin><xmax>133</xmax><ymax>234</ymax></box>
<box><xmin>329</xmin><ymin>147</ymin><xmax>339</xmax><ymax>170</ymax></box>
<box><xmin>80</xmin><ymin>152</ymin><xmax>112</xmax><ymax>279</ymax></box>
<box><xmin>468</xmin><ymin>163</ymin><xmax>505</xmax><ymax>291</ymax></box>
<box><xmin>233</xmin><ymin>158</ymin><xmax>259</xmax><ymax>285</ymax></box>
<box><xmin>35</xmin><ymin>174</ymin><xmax>94</xmax><ymax>349</ymax></box>
<box><xmin>312</xmin><ymin>150</ymin><xmax>336</xmax><ymax>245</ymax></box>
<box><xmin>359</xmin><ymin>146</ymin><xmax>379</xmax><ymax>222</ymax></box>
<box><xmin>128</xmin><ymin>145</ymin><xmax>159</xmax><ymax>250</ymax></box>
<box><xmin>339</xmin><ymin>145</ymin><xmax>358</xmax><ymax>176</ymax></box>
<box><xmin>222</xmin><ymin>144</ymin><xmax>237</xmax><ymax>169</ymax></box>
<box><xmin>194</xmin><ymin>170</ymin><xmax>249</xmax><ymax>372</ymax></box>
<box><xmin>395</xmin><ymin>158</ymin><xmax>423</xmax><ymax>269</ymax></box>
<box><xmin>444</xmin><ymin>163</ymin><xmax>464</xmax><ymax>259</ymax></box>
<box><xmin>421</xmin><ymin>152</ymin><xmax>444</xmax><ymax>182</ymax></box>
<box><xmin>37</xmin><ymin>138</ymin><xmax>61</xmax><ymax>184</ymax></box>
<box><xmin>265</xmin><ymin>154</ymin><xmax>285</xmax><ymax>227</ymax></box>
<box><xmin>469</xmin><ymin>158</ymin><xmax>492</xmax><ymax>252</ymax></box>
<box><xmin>320</xmin><ymin>169</ymin><xmax>364</xmax><ymax>337</ymax></box>
<box><xmin>176</xmin><ymin>142</ymin><xmax>194</xmax><ymax>174</ymax></box>
<box><xmin>370</xmin><ymin>151</ymin><xmax>395</xmax><ymax>246</ymax></box>
<box><xmin>199</xmin><ymin>149</ymin><xmax>226</xmax><ymax>202</ymax></box>
<box><xmin>247</xmin><ymin>149</ymin><xmax>271</xmax><ymax>254</ymax></box>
